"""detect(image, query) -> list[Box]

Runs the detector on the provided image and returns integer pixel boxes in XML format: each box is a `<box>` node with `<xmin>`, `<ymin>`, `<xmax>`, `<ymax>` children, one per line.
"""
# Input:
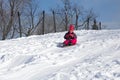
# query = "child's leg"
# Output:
<box><xmin>63</xmin><ymin>40</ymin><xmax>70</xmax><ymax>45</ymax></box>
<box><xmin>71</xmin><ymin>39</ymin><xmax>77</xmax><ymax>45</ymax></box>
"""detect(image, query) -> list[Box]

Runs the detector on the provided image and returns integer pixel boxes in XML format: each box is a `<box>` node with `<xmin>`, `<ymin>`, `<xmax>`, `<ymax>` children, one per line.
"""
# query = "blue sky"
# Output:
<box><xmin>37</xmin><ymin>0</ymin><xmax>120</xmax><ymax>27</ymax></box>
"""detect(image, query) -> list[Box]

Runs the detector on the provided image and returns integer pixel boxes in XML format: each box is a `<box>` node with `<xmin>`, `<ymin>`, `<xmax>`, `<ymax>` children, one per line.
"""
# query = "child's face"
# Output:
<box><xmin>69</xmin><ymin>30</ymin><xmax>73</xmax><ymax>33</ymax></box>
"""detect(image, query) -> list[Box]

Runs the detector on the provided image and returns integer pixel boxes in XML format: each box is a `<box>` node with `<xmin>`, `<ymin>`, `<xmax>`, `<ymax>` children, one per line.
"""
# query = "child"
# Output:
<box><xmin>63</xmin><ymin>24</ymin><xmax>77</xmax><ymax>46</ymax></box>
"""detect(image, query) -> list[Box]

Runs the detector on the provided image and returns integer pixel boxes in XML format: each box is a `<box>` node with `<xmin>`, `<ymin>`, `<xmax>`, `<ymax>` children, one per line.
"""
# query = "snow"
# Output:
<box><xmin>0</xmin><ymin>30</ymin><xmax>120</xmax><ymax>80</ymax></box>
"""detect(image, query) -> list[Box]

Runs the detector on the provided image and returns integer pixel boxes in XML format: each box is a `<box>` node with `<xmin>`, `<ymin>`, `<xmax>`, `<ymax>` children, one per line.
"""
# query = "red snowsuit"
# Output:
<box><xmin>63</xmin><ymin>32</ymin><xmax>77</xmax><ymax>46</ymax></box>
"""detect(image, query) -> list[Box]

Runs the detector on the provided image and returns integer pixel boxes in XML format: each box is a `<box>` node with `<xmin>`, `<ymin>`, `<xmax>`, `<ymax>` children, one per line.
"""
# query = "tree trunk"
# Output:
<box><xmin>75</xmin><ymin>14</ymin><xmax>78</xmax><ymax>30</ymax></box>
<box><xmin>86</xmin><ymin>18</ymin><xmax>89</xmax><ymax>30</ymax></box>
<box><xmin>42</xmin><ymin>10</ymin><xmax>45</xmax><ymax>34</ymax></box>
<box><xmin>65</xmin><ymin>12</ymin><xmax>68</xmax><ymax>31</ymax></box>
<box><xmin>53</xmin><ymin>10</ymin><xmax>56</xmax><ymax>32</ymax></box>
<box><xmin>18</xmin><ymin>11</ymin><xmax>22</xmax><ymax>37</ymax></box>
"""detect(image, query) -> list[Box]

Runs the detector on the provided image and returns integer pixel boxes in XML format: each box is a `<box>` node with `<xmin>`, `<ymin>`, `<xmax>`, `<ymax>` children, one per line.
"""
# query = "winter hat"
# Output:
<box><xmin>69</xmin><ymin>24</ymin><xmax>74</xmax><ymax>31</ymax></box>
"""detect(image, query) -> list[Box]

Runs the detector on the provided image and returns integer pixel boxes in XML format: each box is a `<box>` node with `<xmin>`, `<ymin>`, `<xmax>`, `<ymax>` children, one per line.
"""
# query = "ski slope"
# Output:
<box><xmin>0</xmin><ymin>30</ymin><xmax>120</xmax><ymax>80</ymax></box>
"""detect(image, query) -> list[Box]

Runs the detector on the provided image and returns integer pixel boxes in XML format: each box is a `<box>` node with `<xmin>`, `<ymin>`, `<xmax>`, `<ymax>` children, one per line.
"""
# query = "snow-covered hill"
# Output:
<box><xmin>0</xmin><ymin>30</ymin><xmax>120</xmax><ymax>80</ymax></box>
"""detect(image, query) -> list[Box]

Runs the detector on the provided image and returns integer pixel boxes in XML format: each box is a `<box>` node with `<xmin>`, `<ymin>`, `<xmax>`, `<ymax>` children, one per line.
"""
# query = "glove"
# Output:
<box><xmin>69</xmin><ymin>34</ymin><xmax>74</xmax><ymax>38</ymax></box>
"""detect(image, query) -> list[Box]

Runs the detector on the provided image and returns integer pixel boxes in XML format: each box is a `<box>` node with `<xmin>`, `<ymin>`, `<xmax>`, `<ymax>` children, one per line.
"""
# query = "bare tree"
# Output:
<box><xmin>73</xmin><ymin>4</ymin><xmax>83</xmax><ymax>30</ymax></box>
<box><xmin>0</xmin><ymin>0</ymin><xmax>13</xmax><ymax>40</ymax></box>
<box><xmin>0</xmin><ymin>0</ymin><xmax>29</xmax><ymax>40</ymax></box>
<box><xmin>21</xmin><ymin>0</ymin><xmax>42</xmax><ymax>36</ymax></box>
<box><xmin>83</xmin><ymin>9</ymin><xmax>98</xmax><ymax>30</ymax></box>
<box><xmin>57</xmin><ymin>0</ymin><xmax>74</xmax><ymax>31</ymax></box>
<box><xmin>53</xmin><ymin>0</ymin><xmax>83</xmax><ymax>31</ymax></box>
<box><xmin>50</xmin><ymin>7</ymin><xmax>66</xmax><ymax>32</ymax></box>
<box><xmin>92</xmin><ymin>19</ymin><xmax>98</xmax><ymax>30</ymax></box>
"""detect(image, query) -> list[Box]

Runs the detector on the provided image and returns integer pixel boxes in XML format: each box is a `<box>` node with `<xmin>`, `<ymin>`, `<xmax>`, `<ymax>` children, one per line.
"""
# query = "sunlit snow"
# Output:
<box><xmin>0</xmin><ymin>30</ymin><xmax>120</xmax><ymax>80</ymax></box>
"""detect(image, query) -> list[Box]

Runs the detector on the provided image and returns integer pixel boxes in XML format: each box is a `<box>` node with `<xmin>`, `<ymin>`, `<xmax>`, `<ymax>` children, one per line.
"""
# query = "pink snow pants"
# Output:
<box><xmin>63</xmin><ymin>39</ymin><xmax>77</xmax><ymax>45</ymax></box>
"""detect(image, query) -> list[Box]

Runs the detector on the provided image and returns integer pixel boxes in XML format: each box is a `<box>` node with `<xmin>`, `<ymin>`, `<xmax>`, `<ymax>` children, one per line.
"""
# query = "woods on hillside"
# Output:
<box><xmin>0</xmin><ymin>0</ymin><xmax>102</xmax><ymax>40</ymax></box>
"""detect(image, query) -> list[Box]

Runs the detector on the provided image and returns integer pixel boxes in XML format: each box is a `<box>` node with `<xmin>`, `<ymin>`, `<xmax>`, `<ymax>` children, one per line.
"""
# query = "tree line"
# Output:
<box><xmin>0</xmin><ymin>0</ymin><xmax>102</xmax><ymax>40</ymax></box>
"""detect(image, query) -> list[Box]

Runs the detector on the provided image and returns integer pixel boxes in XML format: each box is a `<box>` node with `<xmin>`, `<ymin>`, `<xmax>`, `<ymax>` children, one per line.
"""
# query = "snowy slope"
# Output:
<box><xmin>0</xmin><ymin>30</ymin><xmax>120</xmax><ymax>80</ymax></box>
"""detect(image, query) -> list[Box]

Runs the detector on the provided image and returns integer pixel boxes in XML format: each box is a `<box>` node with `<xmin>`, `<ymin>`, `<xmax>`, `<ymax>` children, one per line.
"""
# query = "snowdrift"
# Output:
<box><xmin>0</xmin><ymin>30</ymin><xmax>120</xmax><ymax>80</ymax></box>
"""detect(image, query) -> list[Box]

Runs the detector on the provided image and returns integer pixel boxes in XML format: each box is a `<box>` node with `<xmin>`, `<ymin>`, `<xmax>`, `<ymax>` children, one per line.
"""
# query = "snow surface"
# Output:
<box><xmin>0</xmin><ymin>30</ymin><xmax>120</xmax><ymax>80</ymax></box>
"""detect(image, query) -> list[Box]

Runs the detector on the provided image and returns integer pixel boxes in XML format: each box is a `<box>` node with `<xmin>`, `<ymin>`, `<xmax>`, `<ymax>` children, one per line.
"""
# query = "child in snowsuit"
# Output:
<box><xmin>63</xmin><ymin>24</ymin><xmax>77</xmax><ymax>46</ymax></box>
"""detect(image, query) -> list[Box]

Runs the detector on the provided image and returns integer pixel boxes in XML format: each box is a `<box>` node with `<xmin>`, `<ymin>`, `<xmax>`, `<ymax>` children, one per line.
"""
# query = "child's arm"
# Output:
<box><xmin>64</xmin><ymin>33</ymin><xmax>69</xmax><ymax>39</ymax></box>
<box><xmin>70</xmin><ymin>33</ymin><xmax>77</xmax><ymax>39</ymax></box>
